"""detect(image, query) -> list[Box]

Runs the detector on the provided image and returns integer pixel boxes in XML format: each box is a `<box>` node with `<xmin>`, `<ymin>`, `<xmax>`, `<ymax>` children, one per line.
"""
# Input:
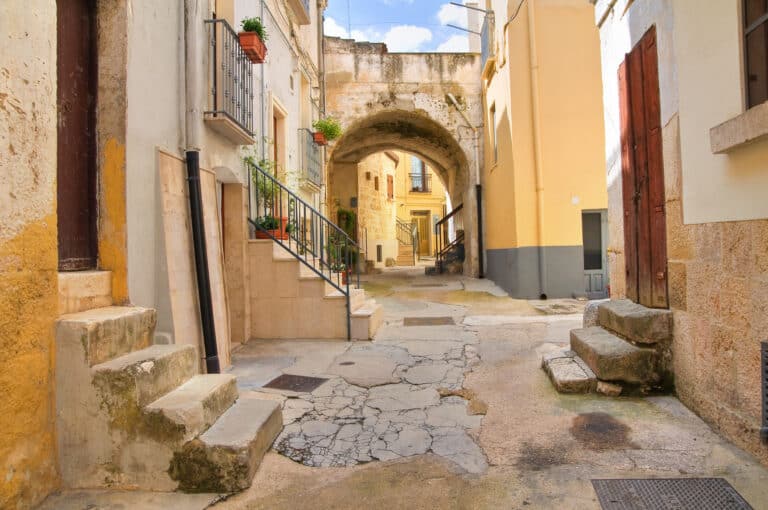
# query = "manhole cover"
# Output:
<box><xmin>592</xmin><ymin>478</ymin><xmax>753</xmax><ymax>510</ymax></box>
<box><xmin>403</xmin><ymin>316</ymin><xmax>455</xmax><ymax>326</ymax></box>
<box><xmin>411</xmin><ymin>283</ymin><xmax>447</xmax><ymax>288</ymax></box>
<box><xmin>263</xmin><ymin>374</ymin><xmax>328</xmax><ymax>393</ymax></box>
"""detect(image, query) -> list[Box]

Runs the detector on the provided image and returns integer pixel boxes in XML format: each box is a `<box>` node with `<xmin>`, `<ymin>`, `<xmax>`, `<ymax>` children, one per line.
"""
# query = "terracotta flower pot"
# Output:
<box><xmin>254</xmin><ymin>217</ymin><xmax>289</xmax><ymax>240</ymax></box>
<box><xmin>313</xmin><ymin>132</ymin><xmax>327</xmax><ymax>146</ymax></box>
<box><xmin>238</xmin><ymin>32</ymin><xmax>267</xmax><ymax>64</ymax></box>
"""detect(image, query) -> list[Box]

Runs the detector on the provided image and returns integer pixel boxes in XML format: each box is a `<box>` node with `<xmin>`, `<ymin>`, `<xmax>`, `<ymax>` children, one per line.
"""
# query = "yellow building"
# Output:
<box><xmin>480</xmin><ymin>0</ymin><xmax>607</xmax><ymax>298</ymax></box>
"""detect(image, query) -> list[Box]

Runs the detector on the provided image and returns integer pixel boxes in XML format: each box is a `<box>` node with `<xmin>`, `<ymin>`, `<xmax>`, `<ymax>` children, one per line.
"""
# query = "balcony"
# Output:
<box><xmin>300</xmin><ymin>128</ymin><xmax>323</xmax><ymax>189</ymax></box>
<box><xmin>287</xmin><ymin>0</ymin><xmax>311</xmax><ymax>25</ymax></box>
<box><xmin>481</xmin><ymin>11</ymin><xmax>496</xmax><ymax>77</ymax></box>
<box><xmin>204</xmin><ymin>18</ymin><xmax>256</xmax><ymax>145</ymax></box>
<box><xmin>409</xmin><ymin>173</ymin><xmax>432</xmax><ymax>193</ymax></box>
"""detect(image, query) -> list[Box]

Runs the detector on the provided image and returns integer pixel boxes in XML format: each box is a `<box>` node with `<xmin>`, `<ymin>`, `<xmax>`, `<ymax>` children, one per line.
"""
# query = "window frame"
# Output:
<box><xmin>743</xmin><ymin>0</ymin><xmax>768</xmax><ymax>109</ymax></box>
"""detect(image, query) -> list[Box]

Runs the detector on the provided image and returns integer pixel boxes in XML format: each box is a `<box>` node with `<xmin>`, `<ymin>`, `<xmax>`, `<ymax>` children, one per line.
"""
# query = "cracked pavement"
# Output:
<box><xmin>218</xmin><ymin>267</ymin><xmax>768</xmax><ymax>510</ymax></box>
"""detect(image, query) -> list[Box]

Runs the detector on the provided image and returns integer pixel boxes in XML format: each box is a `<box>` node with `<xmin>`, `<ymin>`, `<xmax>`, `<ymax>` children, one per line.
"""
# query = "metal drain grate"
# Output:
<box><xmin>263</xmin><ymin>374</ymin><xmax>328</xmax><ymax>393</ymax></box>
<box><xmin>592</xmin><ymin>478</ymin><xmax>753</xmax><ymax>510</ymax></box>
<box><xmin>403</xmin><ymin>316</ymin><xmax>455</xmax><ymax>326</ymax></box>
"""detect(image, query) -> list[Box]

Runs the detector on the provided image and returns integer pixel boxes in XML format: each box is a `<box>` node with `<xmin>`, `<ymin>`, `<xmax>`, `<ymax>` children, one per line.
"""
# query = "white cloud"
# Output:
<box><xmin>437</xmin><ymin>2</ymin><xmax>467</xmax><ymax>28</ymax></box>
<box><xmin>383</xmin><ymin>25</ymin><xmax>433</xmax><ymax>52</ymax></box>
<box><xmin>324</xmin><ymin>16</ymin><xmax>349</xmax><ymax>38</ymax></box>
<box><xmin>436</xmin><ymin>34</ymin><xmax>469</xmax><ymax>52</ymax></box>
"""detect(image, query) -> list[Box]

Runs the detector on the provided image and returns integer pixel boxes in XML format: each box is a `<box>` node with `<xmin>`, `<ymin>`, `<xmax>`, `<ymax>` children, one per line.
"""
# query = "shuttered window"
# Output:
<box><xmin>745</xmin><ymin>0</ymin><xmax>768</xmax><ymax>108</ymax></box>
<box><xmin>387</xmin><ymin>175</ymin><xmax>394</xmax><ymax>199</ymax></box>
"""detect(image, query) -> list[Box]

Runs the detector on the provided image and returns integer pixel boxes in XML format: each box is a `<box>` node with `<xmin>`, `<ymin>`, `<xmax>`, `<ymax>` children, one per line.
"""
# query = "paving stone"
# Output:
<box><xmin>403</xmin><ymin>363</ymin><xmax>450</xmax><ymax>384</ymax></box>
<box><xmin>367</xmin><ymin>384</ymin><xmax>440</xmax><ymax>411</ymax></box>
<box><xmin>301</xmin><ymin>420</ymin><xmax>340</xmax><ymax>438</ymax></box>
<box><xmin>430</xmin><ymin>431</ymin><xmax>488</xmax><ymax>474</ymax></box>
<box><xmin>541</xmin><ymin>350</ymin><xmax>597</xmax><ymax>394</ymax></box>
<box><xmin>393</xmin><ymin>340</ymin><xmax>467</xmax><ymax>358</ymax></box>
<box><xmin>388</xmin><ymin>428</ymin><xmax>432</xmax><ymax>456</ymax></box>
<box><xmin>425</xmin><ymin>403</ymin><xmax>483</xmax><ymax>429</ymax></box>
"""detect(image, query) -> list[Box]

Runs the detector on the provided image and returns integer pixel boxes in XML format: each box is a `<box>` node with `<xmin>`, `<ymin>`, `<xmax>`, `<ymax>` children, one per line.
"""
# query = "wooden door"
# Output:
<box><xmin>412</xmin><ymin>214</ymin><xmax>430</xmax><ymax>256</ymax></box>
<box><xmin>618</xmin><ymin>26</ymin><xmax>668</xmax><ymax>308</ymax></box>
<box><xmin>57</xmin><ymin>0</ymin><xmax>98</xmax><ymax>270</ymax></box>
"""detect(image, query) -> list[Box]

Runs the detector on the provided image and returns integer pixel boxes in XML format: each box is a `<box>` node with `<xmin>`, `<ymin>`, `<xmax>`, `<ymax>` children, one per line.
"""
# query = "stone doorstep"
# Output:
<box><xmin>145</xmin><ymin>374</ymin><xmax>239</xmax><ymax>442</ymax></box>
<box><xmin>92</xmin><ymin>344</ymin><xmax>198</xmax><ymax>408</ymax></box>
<box><xmin>58</xmin><ymin>270</ymin><xmax>113</xmax><ymax>314</ymax></box>
<box><xmin>541</xmin><ymin>350</ymin><xmax>597</xmax><ymax>394</ymax></box>
<box><xmin>597</xmin><ymin>299</ymin><xmax>672</xmax><ymax>345</ymax></box>
<box><xmin>171</xmin><ymin>395</ymin><xmax>283</xmax><ymax>493</ymax></box>
<box><xmin>351</xmin><ymin>300</ymin><xmax>384</xmax><ymax>341</ymax></box>
<box><xmin>57</xmin><ymin>306</ymin><xmax>157</xmax><ymax>366</ymax></box>
<box><xmin>570</xmin><ymin>326</ymin><xmax>660</xmax><ymax>385</ymax></box>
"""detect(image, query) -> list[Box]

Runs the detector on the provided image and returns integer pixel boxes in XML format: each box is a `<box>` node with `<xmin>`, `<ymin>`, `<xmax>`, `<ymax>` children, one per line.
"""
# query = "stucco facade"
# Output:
<box><xmin>481</xmin><ymin>0</ymin><xmax>608</xmax><ymax>299</ymax></box>
<box><xmin>0</xmin><ymin>3</ymin><xmax>60</xmax><ymax>507</ymax></box>
<box><xmin>595</xmin><ymin>0</ymin><xmax>768</xmax><ymax>465</ymax></box>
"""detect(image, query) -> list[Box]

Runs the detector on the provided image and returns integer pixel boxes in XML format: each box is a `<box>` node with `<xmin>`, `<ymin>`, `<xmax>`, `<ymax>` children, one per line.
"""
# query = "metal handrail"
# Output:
<box><xmin>409</xmin><ymin>173</ymin><xmax>432</xmax><ymax>193</ymax></box>
<box><xmin>204</xmin><ymin>18</ymin><xmax>254</xmax><ymax>135</ymax></box>
<box><xmin>396</xmin><ymin>219</ymin><xmax>414</xmax><ymax>246</ymax></box>
<box><xmin>435</xmin><ymin>203</ymin><xmax>465</xmax><ymax>273</ymax></box>
<box><xmin>248</xmin><ymin>161</ymin><xmax>360</xmax><ymax>340</ymax></box>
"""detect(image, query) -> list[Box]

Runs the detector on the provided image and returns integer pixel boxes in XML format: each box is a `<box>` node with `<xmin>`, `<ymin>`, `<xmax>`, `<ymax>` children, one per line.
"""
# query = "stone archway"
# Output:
<box><xmin>324</xmin><ymin>38</ymin><xmax>483</xmax><ymax>275</ymax></box>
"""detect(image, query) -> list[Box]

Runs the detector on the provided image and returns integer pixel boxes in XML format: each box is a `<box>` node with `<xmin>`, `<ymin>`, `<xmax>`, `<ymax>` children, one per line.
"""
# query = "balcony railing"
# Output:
<box><xmin>409</xmin><ymin>173</ymin><xmax>432</xmax><ymax>193</ymax></box>
<box><xmin>204</xmin><ymin>18</ymin><xmax>254</xmax><ymax>140</ymax></box>
<box><xmin>481</xmin><ymin>12</ymin><xmax>495</xmax><ymax>74</ymax></box>
<box><xmin>300</xmin><ymin>128</ymin><xmax>323</xmax><ymax>187</ymax></box>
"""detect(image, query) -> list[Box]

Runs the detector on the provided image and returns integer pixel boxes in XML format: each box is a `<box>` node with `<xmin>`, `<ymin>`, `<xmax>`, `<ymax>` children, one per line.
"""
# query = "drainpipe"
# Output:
<box><xmin>260</xmin><ymin>0</ymin><xmax>267</xmax><ymax>160</ymax></box>
<box><xmin>527</xmin><ymin>0</ymin><xmax>547</xmax><ymax>299</ymax></box>
<box><xmin>447</xmin><ymin>93</ymin><xmax>484</xmax><ymax>278</ymax></box>
<box><xmin>185</xmin><ymin>0</ymin><xmax>220</xmax><ymax>373</ymax></box>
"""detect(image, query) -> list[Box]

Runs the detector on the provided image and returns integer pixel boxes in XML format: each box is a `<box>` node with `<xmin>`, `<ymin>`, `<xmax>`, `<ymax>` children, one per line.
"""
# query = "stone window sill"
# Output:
<box><xmin>710</xmin><ymin>100</ymin><xmax>768</xmax><ymax>154</ymax></box>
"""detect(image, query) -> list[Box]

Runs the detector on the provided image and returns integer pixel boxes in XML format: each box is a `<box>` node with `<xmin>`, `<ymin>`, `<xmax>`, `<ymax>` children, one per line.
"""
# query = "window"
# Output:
<box><xmin>374</xmin><ymin>176</ymin><xmax>379</xmax><ymax>191</ymax></box>
<box><xmin>745</xmin><ymin>0</ymin><xmax>768</xmax><ymax>108</ymax></box>
<box><xmin>387</xmin><ymin>175</ymin><xmax>394</xmax><ymax>199</ymax></box>
<box><xmin>409</xmin><ymin>156</ymin><xmax>429</xmax><ymax>192</ymax></box>
<box><xmin>490</xmin><ymin>103</ymin><xmax>498</xmax><ymax>163</ymax></box>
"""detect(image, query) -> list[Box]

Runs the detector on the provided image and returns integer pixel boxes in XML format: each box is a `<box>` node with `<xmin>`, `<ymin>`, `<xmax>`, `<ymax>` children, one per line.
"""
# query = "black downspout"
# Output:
<box><xmin>476</xmin><ymin>184</ymin><xmax>484</xmax><ymax>278</ymax></box>
<box><xmin>186</xmin><ymin>150</ymin><xmax>220</xmax><ymax>374</ymax></box>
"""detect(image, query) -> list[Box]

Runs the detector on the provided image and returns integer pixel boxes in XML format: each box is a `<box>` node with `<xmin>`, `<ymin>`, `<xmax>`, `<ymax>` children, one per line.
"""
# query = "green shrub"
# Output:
<box><xmin>312</xmin><ymin>116</ymin><xmax>343</xmax><ymax>141</ymax></box>
<box><xmin>241</xmin><ymin>17</ymin><xmax>268</xmax><ymax>41</ymax></box>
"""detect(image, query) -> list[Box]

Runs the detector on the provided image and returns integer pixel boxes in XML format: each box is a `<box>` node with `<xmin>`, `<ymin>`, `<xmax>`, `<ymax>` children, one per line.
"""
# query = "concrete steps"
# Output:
<box><xmin>248</xmin><ymin>239</ymin><xmax>383</xmax><ymax>340</ymax></box>
<box><xmin>542</xmin><ymin>299</ymin><xmax>672</xmax><ymax>395</ymax></box>
<box><xmin>58</xmin><ymin>270</ymin><xmax>113</xmax><ymax>314</ymax></box>
<box><xmin>56</xmin><ymin>304</ymin><xmax>282</xmax><ymax>495</ymax></box>
<box><xmin>170</xmin><ymin>394</ymin><xmax>282</xmax><ymax>493</ymax></box>
<box><xmin>397</xmin><ymin>244</ymin><xmax>415</xmax><ymax>266</ymax></box>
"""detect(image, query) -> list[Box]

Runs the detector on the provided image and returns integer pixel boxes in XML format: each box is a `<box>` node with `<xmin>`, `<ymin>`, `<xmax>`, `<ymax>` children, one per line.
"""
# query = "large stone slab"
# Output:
<box><xmin>541</xmin><ymin>350</ymin><xmax>597</xmax><ymax>393</ymax></box>
<box><xmin>597</xmin><ymin>299</ymin><xmax>672</xmax><ymax>344</ymax></box>
<box><xmin>367</xmin><ymin>384</ymin><xmax>440</xmax><ymax>411</ymax></box>
<box><xmin>570</xmin><ymin>327</ymin><xmax>659</xmax><ymax>384</ymax></box>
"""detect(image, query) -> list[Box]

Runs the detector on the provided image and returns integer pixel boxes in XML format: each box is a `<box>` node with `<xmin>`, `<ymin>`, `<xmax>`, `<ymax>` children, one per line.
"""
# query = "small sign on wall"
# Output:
<box><xmin>350</xmin><ymin>197</ymin><xmax>357</xmax><ymax>208</ymax></box>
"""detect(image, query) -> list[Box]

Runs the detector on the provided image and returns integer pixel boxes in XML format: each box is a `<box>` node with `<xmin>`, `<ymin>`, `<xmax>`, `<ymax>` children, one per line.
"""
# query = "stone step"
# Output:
<box><xmin>570</xmin><ymin>326</ymin><xmax>660</xmax><ymax>384</ymax></box>
<box><xmin>58</xmin><ymin>270</ymin><xmax>113</xmax><ymax>314</ymax></box>
<box><xmin>92</xmin><ymin>344</ymin><xmax>198</xmax><ymax>408</ymax></box>
<box><xmin>145</xmin><ymin>374</ymin><xmax>239</xmax><ymax>443</ymax></box>
<box><xmin>541</xmin><ymin>350</ymin><xmax>597</xmax><ymax>393</ymax></box>
<box><xmin>597</xmin><ymin>299</ymin><xmax>672</xmax><ymax>345</ymax></box>
<box><xmin>351</xmin><ymin>299</ymin><xmax>384</xmax><ymax>340</ymax></box>
<box><xmin>170</xmin><ymin>394</ymin><xmax>282</xmax><ymax>493</ymax></box>
<box><xmin>57</xmin><ymin>306</ymin><xmax>157</xmax><ymax>366</ymax></box>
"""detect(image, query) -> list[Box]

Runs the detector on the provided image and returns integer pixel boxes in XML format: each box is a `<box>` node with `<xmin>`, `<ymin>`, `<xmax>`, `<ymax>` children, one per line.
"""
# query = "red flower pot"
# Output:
<box><xmin>238</xmin><ymin>32</ymin><xmax>267</xmax><ymax>64</ymax></box>
<box><xmin>254</xmin><ymin>217</ymin><xmax>289</xmax><ymax>240</ymax></box>
<box><xmin>313</xmin><ymin>132</ymin><xmax>327</xmax><ymax>146</ymax></box>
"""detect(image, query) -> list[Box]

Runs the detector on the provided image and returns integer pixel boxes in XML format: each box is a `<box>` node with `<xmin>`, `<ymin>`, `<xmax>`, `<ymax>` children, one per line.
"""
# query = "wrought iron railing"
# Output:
<box><xmin>248</xmin><ymin>161</ymin><xmax>360</xmax><ymax>339</ymax></box>
<box><xmin>205</xmin><ymin>18</ymin><xmax>254</xmax><ymax>135</ymax></box>
<box><xmin>299</xmin><ymin>128</ymin><xmax>323</xmax><ymax>186</ymax></box>
<box><xmin>481</xmin><ymin>12</ymin><xmax>495</xmax><ymax>72</ymax></box>
<box><xmin>435</xmin><ymin>203</ymin><xmax>465</xmax><ymax>272</ymax></box>
<box><xmin>396</xmin><ymin>219</ymin><xmax>418</xmax><ymax>265</ymax></box>
<box><xmin>409</xmin><ymin>173</ymin><xmax>432</xmax><ymax>193</ymax></box>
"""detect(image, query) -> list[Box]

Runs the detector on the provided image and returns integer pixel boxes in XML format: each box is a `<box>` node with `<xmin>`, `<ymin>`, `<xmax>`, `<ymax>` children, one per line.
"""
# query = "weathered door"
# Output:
<box><xmin>57</xmin><ymin>0</ymin><xmax>98</xmax><ymax>270</ymax></box>
<box><xmin>618</xmin><ymin>26</ymin><xmax>668</xmax><ymax>308</ymax></box>
<box><xmin>413</xmin><ymin>213</ymin><xmax>430</xmax><ymax>256</ymax></box>
<box><xmin>582</xmin><ymin>210</ymin><xmax>608</xmax><ymax>299</ymax></box>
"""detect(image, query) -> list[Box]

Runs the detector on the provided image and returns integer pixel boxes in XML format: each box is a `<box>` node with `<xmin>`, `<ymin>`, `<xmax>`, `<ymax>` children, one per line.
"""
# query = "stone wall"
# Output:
<box><xmin>0</xmin><ymin>1</ymin><xmax>60</xmax><ymax>507</ymax></box>
<box><xmin>356</xmin><ymin>153</ymin><xmax>399</xmax><ymax>266</ymax></box>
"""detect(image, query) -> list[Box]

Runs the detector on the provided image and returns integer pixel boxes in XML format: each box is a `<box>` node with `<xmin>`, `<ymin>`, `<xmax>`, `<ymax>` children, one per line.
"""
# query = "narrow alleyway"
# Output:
<box><xmin>211</xmin><ymin>268</ymin><xmax>768</xmax><ymax>510</ymax></box>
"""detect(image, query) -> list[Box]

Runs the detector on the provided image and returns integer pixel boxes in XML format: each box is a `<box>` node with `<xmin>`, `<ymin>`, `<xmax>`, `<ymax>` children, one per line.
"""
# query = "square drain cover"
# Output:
<box><xmin>592</xmin><ymin>478</ymin><xmax>753</xmax><ymax>510</ymax></box>
<box><xmin>403</xmin><ymin>316</ymin><xmax>455</xmax><ymax>326</ymax></box>
<box><xmin>263</xmin><ymin>374</ymin><xmax>328</xmax><ymax>393</ymax></box>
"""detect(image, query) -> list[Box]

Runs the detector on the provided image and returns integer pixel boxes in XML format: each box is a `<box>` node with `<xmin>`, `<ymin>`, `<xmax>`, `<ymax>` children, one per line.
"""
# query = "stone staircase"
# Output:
<box><xmin>248</xmin><ymin>239</ymin><xmax>383</xmax><ymax>340</ymax></box>
<box><xmin>396</xmin><ymin>243</ymin><xmax>415</xmax><ymax>266</ymax></box>
<box><xmin>542</xmin><ymin>299</ymin><xmax>673</xmax><ymax>396</ymax></box>
<box><xmin>55</xmin><ymin>271</ymin><xmax>282</xmax><ymax>494</ymax></box>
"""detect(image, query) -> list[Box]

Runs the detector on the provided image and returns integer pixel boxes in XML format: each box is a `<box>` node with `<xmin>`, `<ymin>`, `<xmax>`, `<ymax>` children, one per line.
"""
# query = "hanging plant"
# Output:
<box><xmin>312</xmin><ymin>116</ymin><xmax>343</xmax><ymax>143</ymax></box>
<box><xmin>239</xmin><ymin>17</ymin><xmax>268</xmax><ymax>64</ymax></box>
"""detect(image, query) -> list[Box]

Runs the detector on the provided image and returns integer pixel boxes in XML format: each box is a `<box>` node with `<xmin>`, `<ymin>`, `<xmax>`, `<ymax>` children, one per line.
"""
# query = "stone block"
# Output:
<box><xmin>596</xmin><ymin>381</ymin><xmax>622</xmax><ymax>397</ymax></box>
<box><xmin>541</xmin><ymin>350</ymin><xmax>597</xmax><ymax>394</ymax></box>
<box><xmin>583</xmin><ymin>299</ymin><xmax>608</xmax><ymax>327</ymax></box>
<box><xmin>570</xmin><ymin>326</ymin><xmax>660</xmax><ymax>384</ymax></box>
<box><xmin>667</xmin><ymin>261</ymin><xmax>687</xmax><ymax>311</ymax></box>
<box><xmin>58</xmin><ymin>270</ymin><xmax>112</xmax><ymax>314</ymax></box>
<box><xmin>597</xmin><ymin>299</ymin><xmax>672</xmax><ymax>344</ymax></box>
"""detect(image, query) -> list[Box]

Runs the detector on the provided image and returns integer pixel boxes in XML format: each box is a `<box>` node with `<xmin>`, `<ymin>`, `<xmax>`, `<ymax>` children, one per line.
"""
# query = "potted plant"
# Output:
<box><xmin>312</xmin><ymin>116</ymin><xmax>343</xmax><ymax>146</ymax></box>
<box><xmin>253</xmin><ymin>214</ymin><xmax>290</xmax><ymax>240</ymax></box>
<box><xmin>239</xmin><ymin>17</ymin><xmax>268</xmax><ymax>64</ymax></box>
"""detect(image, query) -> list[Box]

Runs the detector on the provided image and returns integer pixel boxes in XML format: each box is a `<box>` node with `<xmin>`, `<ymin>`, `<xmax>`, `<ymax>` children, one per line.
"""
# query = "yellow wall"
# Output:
<box><xmin>483</xmin><ymin>0</ymin><xmax>606</xmax><ymax>250</ymax></box>
<box><xmin>0</xmin><ymin>2</ymin><xmax>60</xmax><ymax>507</ymax></box>
<box><xmin>395</xmin><ymin>154</ymin><xmax>448</xmax><ymax>254</ymax></box>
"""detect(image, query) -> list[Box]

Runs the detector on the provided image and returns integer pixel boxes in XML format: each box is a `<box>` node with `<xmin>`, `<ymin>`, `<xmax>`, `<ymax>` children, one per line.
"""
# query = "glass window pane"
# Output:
<box><xmin>745</xmin><ymin>0</ymin><xmax>767</xmax><ymax>27</ymax></box>
<box><xmin>746</xmin><ymin>23</ymin><xmax>768</xmax><ymax>108</ymax></box>
<box><xmin>582</xmin><ymin>213</ymin><xmax>602</xmax><ymax>271</ymax></box>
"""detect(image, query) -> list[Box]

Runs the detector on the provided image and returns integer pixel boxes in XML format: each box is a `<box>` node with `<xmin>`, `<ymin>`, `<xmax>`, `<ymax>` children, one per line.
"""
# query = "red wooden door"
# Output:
<box><xmin>57</xmin><ymin>0</ymin><xmax>98</xmax><ymax>271</ymax></box>
<box><xmin>618</xmin><ymin>26</ymin><xmax>668</xmax><ymax>308</ymax></box>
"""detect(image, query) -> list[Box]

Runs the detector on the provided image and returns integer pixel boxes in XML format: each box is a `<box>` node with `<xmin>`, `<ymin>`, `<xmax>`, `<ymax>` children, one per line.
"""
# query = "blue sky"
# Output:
<box><xmin>324</xmin><ymin>0</ymin><xmax>473</xmax><ymax>52</ymax></box>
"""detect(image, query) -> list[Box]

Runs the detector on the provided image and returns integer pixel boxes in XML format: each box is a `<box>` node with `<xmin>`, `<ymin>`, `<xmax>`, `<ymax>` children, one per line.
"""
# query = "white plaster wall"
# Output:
<box><xmin>673</xmin><ymin>0</ymin><xmax>768</xmax><ymax>224</ymax></box>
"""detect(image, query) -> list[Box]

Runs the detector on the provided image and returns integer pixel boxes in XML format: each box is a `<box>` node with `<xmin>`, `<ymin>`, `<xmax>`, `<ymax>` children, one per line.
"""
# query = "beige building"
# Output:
<box><xmin>594</xmin><ymin>0</ymin><xmax>768</xmax><ymax>464</ymax></box>
<box><xmin>480</xmin><ymin>0</ymin><xmax>608</xmax><ymax>299</ymax></box>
